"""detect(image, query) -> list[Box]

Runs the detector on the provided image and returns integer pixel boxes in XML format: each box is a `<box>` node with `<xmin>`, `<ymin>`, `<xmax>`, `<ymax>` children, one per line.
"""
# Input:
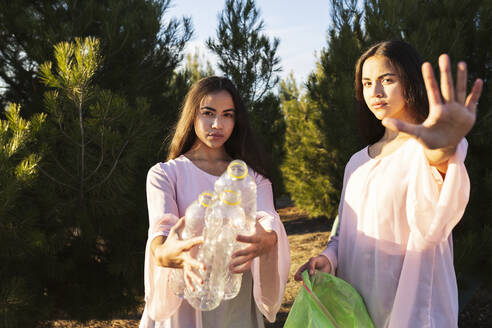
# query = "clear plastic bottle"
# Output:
<box><xmin>222</xmin><ymin>241</ymin><xmax>243</xmax><ymax>300</ymax></box>
<box><xmin>213</xmin><ymin>189</ymin><xmax>245</xmax><ymax>301</ymax></box>
<box><xmin>186</xmin><ymin>190</ymin><xmax>245</xmax><ymax>310</ymax></box>
<box><xmin>169</xmin><ymin>191</ymin><xmax>216</xmax><ymax>298</ymax></box>
<box><xmin>214</xmin><ymin>160</ymin><xmax>257</xmax><ymax>235</ymax></box>
<box><xmin>182</xmin><ymin>192</ymin><xmax>216</xmax><ymax>239</ymax></box>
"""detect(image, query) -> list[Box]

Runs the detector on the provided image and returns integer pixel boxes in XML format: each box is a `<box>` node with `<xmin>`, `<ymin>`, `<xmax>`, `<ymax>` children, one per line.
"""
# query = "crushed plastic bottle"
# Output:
<box><xmin>169</xmin><ymin>191</ymin><xmax>216</xmax><ymax>298</ymax></box>
<box><xmin>185</xmin><ymin>190</ymin><xmax>246</xmax><ymax>310</ymax></box>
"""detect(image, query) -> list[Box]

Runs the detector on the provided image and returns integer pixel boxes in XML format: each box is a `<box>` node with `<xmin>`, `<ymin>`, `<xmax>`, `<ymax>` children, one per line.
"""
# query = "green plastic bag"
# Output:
<box><xmin>284</xmin><ymin>270</ymin><xmax>375</xmax><ymax>328</ymax></box>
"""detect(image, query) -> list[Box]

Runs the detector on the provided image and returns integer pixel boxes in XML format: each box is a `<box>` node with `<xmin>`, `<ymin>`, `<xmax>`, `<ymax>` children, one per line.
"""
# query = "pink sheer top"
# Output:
<box><xmin>322</xmin><ymin>138</ymin><xmax>469</xmax><ymax>328</ymax></box>
<box><xmin>139</xmin><ymin>155</ymin><xmax>290</xmax><ymax>328</ymax></box>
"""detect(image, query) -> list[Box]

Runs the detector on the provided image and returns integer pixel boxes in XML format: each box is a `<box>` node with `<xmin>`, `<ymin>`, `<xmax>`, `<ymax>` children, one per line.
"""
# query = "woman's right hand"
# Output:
<box><xmin>151</xmin><ymin>217</ymin><xmax>204</xmax><ymax>270</ymax></box>
<box><xmin>294</xmin><ymin>255</ymin><xmax>332</xmax><ymax>281</ymax></box>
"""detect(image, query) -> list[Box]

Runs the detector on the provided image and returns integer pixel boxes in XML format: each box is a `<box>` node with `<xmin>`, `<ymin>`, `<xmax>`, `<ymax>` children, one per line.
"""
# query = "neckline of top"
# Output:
<box><xmin>365</xmin><ymin>138</ymin><xmax>413</xmax><ymax>161</ymax></box>
<box><xmin>179</xmin><ymin>154</ymin><xmax>225</xmax><ymax>177</ymax></box>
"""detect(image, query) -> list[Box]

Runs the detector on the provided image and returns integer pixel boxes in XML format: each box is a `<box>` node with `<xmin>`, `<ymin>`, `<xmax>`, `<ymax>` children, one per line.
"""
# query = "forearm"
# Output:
<box><xmin>263</xmin><ymin>230</ymin><xmax>278</xmax><ymax>253</ymax></box>
<box><xmin>257</xmin><ymin>231</ymin><xmax>278</xmax><ymax>279</ymax></box>
<box><xmin>259</xmin><ymin>230</ymin><xmax>280</xmax><ymax>308</ymax></box>
<box><xmin>424</xmin><ymin>144</ymin><xmax>457</xmax><ymax>173</ymax></box>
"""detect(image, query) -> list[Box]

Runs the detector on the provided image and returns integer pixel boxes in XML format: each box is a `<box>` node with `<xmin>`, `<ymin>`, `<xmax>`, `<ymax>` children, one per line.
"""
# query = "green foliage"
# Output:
<box><xmin>39</xmin><ymin>37</ymin><xmax>102</xmax><ymax>105</ymax></box>
<box><xmin>282</xmin><ymin>0</ymin><xmax>363</xmax><ymax>217</ymax></box>
<box><xmin>36</xmin><ymin>37</ymin><xmax>155</xmax><ymax>320</ymax></box>
<box><xmin>37</xmin><ymin>37</ymin><xmax>152</xmax><ymax>200</ymax></box>
<box><xmin>0</xmin><ymin>0</ymin><xmax>192</xmax><ymax>119</ymax></box>
<box><xmin>183</xmin><ymin>51</ymin><xmax>215</xmax><ymax>85</ymax></box>
<box><xmin>0</xmin><ymin>37</ymin><xmax>159</xmax><ymax>326</ymax></box>
<box><xmin>281</xmin><ymin>75</ymin><xmax>337</xmax><ymax>217</ymax></box>
<box><xmin>206</xmin><ymin>0</ymin><xmax>281</xmax><ymax>108</ymax></box>
<box><xmin>0</xmin><ymin>103</ymin><xmax>46</xmax><ymax>327</ymax></box>
<box><xmin>251</xmin><ymin>91</ymin><xmax>286</xmax><ymax>195</ymax></box>
<box><xmin>0</xmin><ymin>102</ymin><xmax>45</xmax><ymax>219</ymax></box>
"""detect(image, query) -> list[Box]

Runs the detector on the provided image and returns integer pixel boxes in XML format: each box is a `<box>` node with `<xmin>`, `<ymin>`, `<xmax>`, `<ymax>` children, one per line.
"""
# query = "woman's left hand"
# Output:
<box><xmin>382</xmin><ymin>54</ymin><xmax>483</xmax><ymax>150</ymax></box>
<box><xmin>229</xmin><ymin>221</ymin><xmax>278</xmax><ymax>273</ymax></box>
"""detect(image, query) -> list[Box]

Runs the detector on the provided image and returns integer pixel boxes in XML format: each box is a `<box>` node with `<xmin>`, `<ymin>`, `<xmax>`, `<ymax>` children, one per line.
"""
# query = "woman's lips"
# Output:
<box><xmin>208</xmin><ymin>133</ymin><xmax>224</xmax><ymax>139</ymax></box>
<box><xmin>371</xmin><ymin>102</ymin><xmax>387</xmax><ymax>109</ymax></box>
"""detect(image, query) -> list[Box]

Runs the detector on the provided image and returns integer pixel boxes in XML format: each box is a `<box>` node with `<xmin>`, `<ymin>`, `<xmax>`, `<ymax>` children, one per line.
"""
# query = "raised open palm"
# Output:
<box><xmin>383</xmin><ymin>54</ymin><xmax>483</xmax><ymax>150</ymax></box>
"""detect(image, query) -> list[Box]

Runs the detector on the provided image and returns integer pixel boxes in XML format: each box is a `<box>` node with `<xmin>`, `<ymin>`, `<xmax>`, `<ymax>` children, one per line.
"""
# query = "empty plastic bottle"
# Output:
<box><xmin>223</xmin><ymin>241</ymin><xmax>243</xmax><ymax>300</ymax></box>
<box><xmin>214</xmin><ymin>159</ymin><xmax>257</xmax><ymax>235</ymax></box>
<box><xmin>169</xmin><ymin>191</ymin><xmax>216</xmax><ymax>298</ymax></box>
<box><xmin>185</xmin><ymin>190</ymin><xmax>246</xmax><ymax>310</ymax></box>
<box><xmin>182</xmin><ymin>191</ymin><xmax>217</xmax><ymax>239</ymax></box>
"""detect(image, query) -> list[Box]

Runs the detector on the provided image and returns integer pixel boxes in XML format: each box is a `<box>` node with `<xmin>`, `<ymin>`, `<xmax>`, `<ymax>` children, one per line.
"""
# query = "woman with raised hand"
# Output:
<box><xmin>139</xmin><ymin>76</ymin><xmax>290</xmax><ymax>328</ymax></box>
<box><xmin>295</xmin><ymin>40</ymin><xmax>483</xmax><ymax>327</ymax></box>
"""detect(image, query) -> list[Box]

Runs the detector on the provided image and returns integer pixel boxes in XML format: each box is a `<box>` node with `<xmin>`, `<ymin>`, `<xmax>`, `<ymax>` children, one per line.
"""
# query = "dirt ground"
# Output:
<box><xmin>48</xmin><ymin>206</ymin><xmax>491</xmax><ymax>327</ymax></box>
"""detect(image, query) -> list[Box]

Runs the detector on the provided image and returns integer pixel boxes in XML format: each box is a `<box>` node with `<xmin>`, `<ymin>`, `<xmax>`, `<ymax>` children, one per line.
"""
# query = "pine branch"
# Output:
<box><xmin>78</xmin><ymin>93</ymin><xmax>85</xmax><ymax>202</ymax></box>
<box><xmin>57</xmin><ymin>120</ymin><xmax>80</xmax><ymax>146</ymax></box>
<box><xmin>87</xmin><ymin>139</ymin><xmax>129</xmax><ymax>192</ymax></box>
<box><xmin>38</xmin><ymin>165</ymin><xmax>77</xmax><ymax>190</ymax></box>
<box><xmin>84</xmin><ymin>130</ymin><xmax>105</xmax><ymax>181</ymax></box>
<box><xmin>52</xmin><ymin>154</ymin><xmax>75</xmax><ymax>179</ymax></box>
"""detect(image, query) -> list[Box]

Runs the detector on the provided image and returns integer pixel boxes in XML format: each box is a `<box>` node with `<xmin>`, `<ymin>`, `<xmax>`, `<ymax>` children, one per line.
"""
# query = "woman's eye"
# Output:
<box><xmin>202</xmin><ymin>111</ymin><xmax>213</xmax><ymax>116</ymax></box>
<box><xmin>363</xmin><ymin>81</ymin><xmax>371</xmax><ymax>87</ymax></box>
<box><xmin>224</xmin><ymin>113</ymin><xmax>234</xmax><ymax>118</ymax></box>
<box><xmin>382</xmin><ymin>78</ymin><xmax>393</xmax><ymax>84</ymax></box>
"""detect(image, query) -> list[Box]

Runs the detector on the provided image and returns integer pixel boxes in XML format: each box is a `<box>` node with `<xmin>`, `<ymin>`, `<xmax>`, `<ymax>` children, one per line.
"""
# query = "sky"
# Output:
<box><xmin>165</xmin><ymin>0</ymin><xmax>332</xmax><ymax>85</ymax></box>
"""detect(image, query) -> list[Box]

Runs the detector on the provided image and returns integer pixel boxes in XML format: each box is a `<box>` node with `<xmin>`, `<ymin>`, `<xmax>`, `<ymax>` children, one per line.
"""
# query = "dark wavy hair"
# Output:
<box><xmin>167</xmin><ymin>76</ymin><xmax>269</xmax><ymax>179</ymax></box>
<box><xmin>355</xmin><ymin>40</ymin><xmax>429</xmax><ymax>145</ymax></box>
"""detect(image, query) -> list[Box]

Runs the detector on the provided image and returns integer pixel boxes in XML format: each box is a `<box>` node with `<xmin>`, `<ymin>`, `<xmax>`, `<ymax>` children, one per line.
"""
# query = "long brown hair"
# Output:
<box><xmin>167</xmin><ymin>76</ymin><xmax>269</xmax><ymax>179</ymax></box>
<box><xmin>355</xmin><ymin>40</ymin><xmax>429</xmax><ymax>145</ymax></box>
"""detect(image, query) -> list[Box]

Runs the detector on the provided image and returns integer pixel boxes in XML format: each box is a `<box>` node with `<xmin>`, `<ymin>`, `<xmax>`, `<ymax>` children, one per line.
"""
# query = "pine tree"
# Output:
<box><xmin>282</xmin><ymin>0</ymin><xmax>364</xmax><ymax>217</ymax></box>
<box><xmin>251</xmin><ymin>90</ymin><xmax>286</xmax><ymax>195</ymax></box>
<box><xmin>206</xmin><ymin>0</ymin><xmax>281</xmax><ymax>109</ymax></box>
<box><xmin>206</xmin><ymin>0</ymin><xmax>285</xmax><ymax>194</ymax></box>
<box><xmin>281</xmin><ymin>74</ymin><xmax>336</xmax><ymax>216</ymax></box>
<box><xmin>183</xmin><ymin>50</ymin><xmax>215</xmax><ymax>85</ymax></box>
<box><xmin>0</xmin><ymin>104</ymin><xmax>46</xmax><ymax>327</ymax></box>
<box><xmin>0</xmin><ymin>0</ymin><xmax>192</xmax><ymax>119</ymax></box>
<box><xmin>1</xmin><ymin>37</ymin><xmax>157</xmax><ymax>324</ymax></box>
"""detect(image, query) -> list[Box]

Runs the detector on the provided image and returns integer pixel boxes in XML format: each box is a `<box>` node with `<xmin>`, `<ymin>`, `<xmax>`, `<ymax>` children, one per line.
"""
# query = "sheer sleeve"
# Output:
<box><xmin>388</xmin><ymin>139</ymin><xmax>469</xmax><ymax>326</ymax></box>
<box><xmin>144</xmin><ymin>164</ymin><xmax>182</xmax><ymax>321</ymax></box>
<box><xmin>406</xmin><ymin>138</ymin><xmax>469</xmax><ymax>250</ymax></box>
<box><xmin>321</xmin><ymin>223</ymin><xmax>339</xmax><ymax>275</ymax></box>
<box><xmin>321</xmin><ymin>159</ymin><xmax>354</xmax><ymax>275</ymax></box>
<box><xmin>250</xmin><ymin>174</ymin><xmax>290</xmax><ymax>323</ymax></box>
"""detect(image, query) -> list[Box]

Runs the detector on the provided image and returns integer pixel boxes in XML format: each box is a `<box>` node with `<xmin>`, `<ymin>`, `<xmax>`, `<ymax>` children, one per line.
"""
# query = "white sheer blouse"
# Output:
<box><xmin>323</xmin><ymin>138</ymin><xmax>469</xmax><ymax>328</ymax></box>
